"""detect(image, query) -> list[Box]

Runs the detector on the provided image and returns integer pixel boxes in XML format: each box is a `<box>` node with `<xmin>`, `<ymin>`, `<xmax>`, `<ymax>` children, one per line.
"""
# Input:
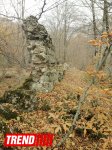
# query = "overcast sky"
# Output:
<box><xmin>0</xmin><ymin>0</ymin><xmax>103</xmax><ymax>28</ymax></box>
<box><xmin>0</xmin><ymin>0</ymin><xmax>67</xmax><ymax>17</ymax></box>
<box><xmin>0</xmin><ymin>0</ymin><xmax>91</xmax><ymax>18</ymax></box>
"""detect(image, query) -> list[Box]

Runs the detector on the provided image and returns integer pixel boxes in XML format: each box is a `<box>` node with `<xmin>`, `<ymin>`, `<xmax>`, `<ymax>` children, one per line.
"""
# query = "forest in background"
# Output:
<box><xmin>0</xmin><ymin>0</ymin><xmax>112</xmax><ymax>150</ymax></box>
<box><xmin>0</xmin><ymin>0</ymin><xmax>111</xmax><ymax>70</ymax></box>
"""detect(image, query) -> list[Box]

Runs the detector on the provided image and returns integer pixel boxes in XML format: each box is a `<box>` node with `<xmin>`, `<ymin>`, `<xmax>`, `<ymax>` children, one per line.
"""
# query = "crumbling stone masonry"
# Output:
<box><xmin>22</xmin><ymin>16</ymin><xmax>65</xmax><ymax>92</ymax></box>
<box><xmin>0</xmin><ymin>16</ymin><xmax>66</xmax><ymax>112</ymax></box>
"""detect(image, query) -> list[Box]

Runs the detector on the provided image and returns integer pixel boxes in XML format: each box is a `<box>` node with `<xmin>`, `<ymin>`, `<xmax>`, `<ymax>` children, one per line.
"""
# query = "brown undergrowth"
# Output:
<box><xmin>0</xmin><ymin>67</ymin><xmax>112</xmax><ymax>150</ymax></box>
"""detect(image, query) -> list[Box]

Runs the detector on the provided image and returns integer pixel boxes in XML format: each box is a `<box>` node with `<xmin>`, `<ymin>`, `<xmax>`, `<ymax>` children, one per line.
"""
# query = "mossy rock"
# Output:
<box><xmin>21</xmin><ymin>77</ymin><xmax>33</xmax><ymax>90</ymax></box>
<box><xmin>0</xmin><ymin>104</ymin><xmax>18</xmax><ymax>120</ymax></box>
<box><xmin>40</xmin><ymin>100</ymin><xmax>51</xmax><ymax>111</ymax></box>
<box><xmin>0</xmin><ymin>89</ymin><xmax>38</xmax><ymax>111</ymax></box>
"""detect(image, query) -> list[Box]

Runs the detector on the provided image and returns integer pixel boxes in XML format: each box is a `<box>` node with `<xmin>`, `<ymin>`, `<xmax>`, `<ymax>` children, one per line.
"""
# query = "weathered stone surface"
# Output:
<box><xmin>0</xmin><ymin>104</ymin><xmax>18</xmax><ymax>120</ymax></box>
<box><xmin>0</xmin><ymin>89</ymin><xmax>38</xmax><ymax>111</ymax></box>
<box><xmin>0</xmin><ymin>16</ymin><xmax>66</xmax><ymax>112</ymax></box>
<box><xmin>22</xmin><ymin>16</ymin><xmax>65</xmax><ymax>92</ymax></box>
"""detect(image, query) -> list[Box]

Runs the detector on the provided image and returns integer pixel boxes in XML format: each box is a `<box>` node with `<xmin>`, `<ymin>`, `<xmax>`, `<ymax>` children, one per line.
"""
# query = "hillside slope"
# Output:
<box><xmin>0</xmin><ymin>68</ymin><xmax>112</xmax><ymax>150</ymax></box>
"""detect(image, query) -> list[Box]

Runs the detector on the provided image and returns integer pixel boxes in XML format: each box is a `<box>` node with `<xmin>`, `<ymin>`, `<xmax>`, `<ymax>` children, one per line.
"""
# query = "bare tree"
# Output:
<box><xmin>46</xmin><ymin>0</ymin><xmax>81</xmax><ymax>63</ymax></box>
<box><xmin>21</xmin><ymin>0</ymin><xmax>25</xmax><ymax>19</ymax></box>
<box><xmin>90</xmin><ymin>0</ymin><xmax>98</xmax><ymax>55</ymax></box>
<box><xmin>63</xmin><ymin>0</ymin><xmax>67</xmax><ymax>62</ymax></box>
<box><xmin>103</xmin><ymin>0</ymin><xmax>109</xmax><ymax>32</ymax></box>
<box><xmin>91</xmin><ymin>0</ymin><xmax>97</xmax><ymax>39</ymax></box>
<box><xmin>37</xmin><ymin>0</ymin><xmax>46</xmax><ymax>21</ymax></box>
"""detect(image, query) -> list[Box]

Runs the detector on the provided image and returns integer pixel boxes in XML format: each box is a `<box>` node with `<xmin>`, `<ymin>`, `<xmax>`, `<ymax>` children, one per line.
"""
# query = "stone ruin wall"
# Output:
<box><xmin>0</xmin><ymin>16</ymin><xmax>67</xmax><ymax>113</ymax></box>
<box><xmin>22</xmin><ymin>16</ymin><xmax>65</xmax><ymax>92</ymax></box>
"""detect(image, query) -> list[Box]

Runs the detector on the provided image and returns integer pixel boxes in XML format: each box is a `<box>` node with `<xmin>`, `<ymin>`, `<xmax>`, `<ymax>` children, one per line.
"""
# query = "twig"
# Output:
<box><xmin>0</xmin><ymin>0</ymin><xmax>66</xmax><ymax>21</ymax></box>
<box><xmin>37</xmin><ymin>0</ymin><xmax>46</xmax><ymax>21</ymax></box>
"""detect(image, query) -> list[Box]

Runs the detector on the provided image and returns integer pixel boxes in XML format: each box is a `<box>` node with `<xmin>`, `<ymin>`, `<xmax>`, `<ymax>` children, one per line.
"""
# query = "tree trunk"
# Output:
<box><xmin>103</xmin><ymin>0</ymin><xmax>109</xmax><ymax>33</ymax></box>
<box><xmin>97</xmin><ymin>0</ymin><xmax>110</xmax><ymax>70</ymax></box>
<box><xmin>91</xmin><ymin>0</ymin><xmax>97</xmax><ymax>39</ymax></box>
<box><xmin>21</xmin><ymin>0</ymin><xmax>25</xmax><ymax>19</ymax></box>
<box><xmin>63</xmin><ymin>0</ymin><xmax>68</xmax><ymax>62</ymax></box>
<box><xmin>91</xmin><ymin>0</ymin><xmax>97</xmax><ymax>55</ymax></box>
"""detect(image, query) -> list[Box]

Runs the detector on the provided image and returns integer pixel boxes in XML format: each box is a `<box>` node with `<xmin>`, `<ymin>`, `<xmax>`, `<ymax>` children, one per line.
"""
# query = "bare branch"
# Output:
<box><xmin>0</xmin><ymin>0</ymin><xmax>66</xmax><ymax>21</ymax></box>
<box><xmin>10</xmin><ymin>0</ymin><xmax>20</xmax><ymax>18</ymax></box>
<box><xmin>37</xmin><ymin>0</ymin><xmax>46</xmax><ymax>21</ymax></box>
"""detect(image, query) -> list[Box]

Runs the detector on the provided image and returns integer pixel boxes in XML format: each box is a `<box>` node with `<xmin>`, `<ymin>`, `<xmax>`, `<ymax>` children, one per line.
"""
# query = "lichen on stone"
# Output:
<box><xmin>0</xmin><ymin>15</ymin><xmax>66</xmax><ymax>112</ymax></box>
<box><xmin>22</xmin><ymin>15</ymin><xmax>65</xmax><ymax>92</ymax></box>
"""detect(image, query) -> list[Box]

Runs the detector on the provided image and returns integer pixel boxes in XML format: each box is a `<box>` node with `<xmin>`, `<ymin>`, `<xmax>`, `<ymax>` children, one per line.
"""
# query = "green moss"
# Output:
<box><xmin>0</xmin><ymin>108</ymin><xmax>18</xmax><ymax>120</ymax></box>
<box><xmin>20</xmin><ymin>77</ymin><xmax>33</xmax><ymax>90</ymax></box>
<box><xmin>65</xmin><ymin>93</ymin><xmax>76</xmax><ymax>100</ymax></box>
<box><xmin>40</xmin><ymin>101</ymin><xmax>51</xmax><ymax>111</ymax></box>
<box><xmin>89</xmin><ymin>132</ymin><xmax>107</xmax><ymax>140</ymax></box>
<box><xmin>0</xmin><ymin>87</ymin><xmax>39</xmax><ymax>112</ymax></box>
<box><xmin>75</xmin><ymin>128</ymin><xmax>84</xmax><ymax>137</ymax></box>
